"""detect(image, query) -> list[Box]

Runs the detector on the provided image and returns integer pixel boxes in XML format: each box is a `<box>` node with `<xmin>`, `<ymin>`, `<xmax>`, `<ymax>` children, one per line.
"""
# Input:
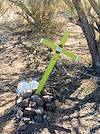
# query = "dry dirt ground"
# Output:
<box><xmin>0</xmin><ymin>10</ymin><xmax>100</xmax><ymax>134</ymax></box>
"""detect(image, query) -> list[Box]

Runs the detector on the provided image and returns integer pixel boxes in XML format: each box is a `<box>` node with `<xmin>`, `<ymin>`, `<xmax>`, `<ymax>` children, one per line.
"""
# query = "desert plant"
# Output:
<box><xmin>64</xmin><ymin>0</ymin><xmax>100</xmax><ymax>74</ymax></box>
<box><xmin>8</xmin><ymin>0</ymin><xmax>60</xmax><ymax>28</ymax></box>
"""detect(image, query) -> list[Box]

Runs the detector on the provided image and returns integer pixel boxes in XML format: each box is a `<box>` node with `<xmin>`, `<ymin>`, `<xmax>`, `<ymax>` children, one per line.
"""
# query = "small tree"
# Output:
<box><xmin>64</xmin><ymin>0</ymin><xmax>100</xmax><ymax>74</ymax></box>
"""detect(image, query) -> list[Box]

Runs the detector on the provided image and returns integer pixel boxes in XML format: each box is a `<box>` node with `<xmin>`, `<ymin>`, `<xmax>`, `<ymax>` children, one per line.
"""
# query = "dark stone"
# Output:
<box><xmin>96</xmin><ymin>77</ymin><xmax>100</xmax><ymax>85</ymax></box>
<box><xmin>18</xmin><ymin>120</ymin><xmax>27</xmax><ymax>131</ymax></box>
<box><xmin>23</xmin><ymin>107</ymin><xmax>35</xmax><ymax>118</ymax></box>
<box><xmin>34</xmin><ymin>115</ymin><xmax>43</xmax><ymax>123</ymax></box>
<box><xmin>35</xmin><ymin>107</ymin><xmax>44</xmax><ymax>115</ymax></box>
<box><xmin>23</xmin><ymin>117</ymin><xmax>30</xmax><ymax>125</ymax></box>
<box><xmin>45</xmin><ymin>102</ymin><xmax>56</xmax><ymax>111</ymax></box>
<box><xmin>16</xmin><ymin>97</ymin><xmax>30</xmax><ymax>108</ymax></box>
<box><xmin>12</xmin><ymin>106</ymin><xmax>23</xmax><ymax>112</ymax></box>
<box><xmin>16</xmin><ymin>109</ymin><xmax>23</xmax><ymax>119</ymax></box>
<box><xmin>31</xmin><ymin>95</ymin><xmax>44</xmax><ymax>106</ymax></box>
<box><xmin>29</xmin><ymin>101</ymin><xmax>37</xmax><ymax>108</ymax></box>
<box><xmin>21</xmin><ymin>98</ymin><xmax>30</xmax><ymax>108</ymax></box>
<box><xmin>43</xmin><ymin>115</ymin><xmax>47</xmax><ymax>119</ymax></box>
<box><xmin>19</xmin><ymin>125</ymin><xmax>27</xmax><ymax>131</ymax></box>
<box><xmin>22</xmin><ymin>91</ymin><xmax>33</xmax><ymax>99</ymax></box>
<box><xmin>42</xmin><ymin>95</ymin><xmax>53</xmax><ymax>103</ymax></box>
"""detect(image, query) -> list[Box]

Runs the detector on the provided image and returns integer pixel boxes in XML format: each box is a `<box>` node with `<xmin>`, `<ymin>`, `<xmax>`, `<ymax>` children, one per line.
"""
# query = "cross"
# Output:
<box><xmin>35</xmin><ymin>31</ymin><xmax>79</xmax><ymax>94</ymax></box>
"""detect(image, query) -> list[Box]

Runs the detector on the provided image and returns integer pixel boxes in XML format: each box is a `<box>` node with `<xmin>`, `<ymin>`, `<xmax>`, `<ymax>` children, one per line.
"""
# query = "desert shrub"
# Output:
<box><xmin>8</xmin><ymin>0</ymin><xmax>61</xmax><ymax>30</ymax></box>
<box><xmin>64</xmin><ymin>0</ymin><xmax>100</xmax><ymax>71</ymax></box>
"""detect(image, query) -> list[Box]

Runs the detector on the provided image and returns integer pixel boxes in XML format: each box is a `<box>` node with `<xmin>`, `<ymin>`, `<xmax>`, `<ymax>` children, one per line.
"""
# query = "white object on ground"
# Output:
<box><xmin>16</xmin><ymin>80</ymin><xmax>39</xmax><ymax>96</ymax></box>
<box><xmin>16</xmin><ymin>80</ymin><xmax>28</xmax><ymax>95</ymax></box>
<box><xmin>16</xmin><ymin>97</ymin><xmax>22</xmax><ymax>104</ymax></box>
<box><xmin>28</xmin><ymin>80</ymin><xmax>39</xmax><ymax>90</ymax></box>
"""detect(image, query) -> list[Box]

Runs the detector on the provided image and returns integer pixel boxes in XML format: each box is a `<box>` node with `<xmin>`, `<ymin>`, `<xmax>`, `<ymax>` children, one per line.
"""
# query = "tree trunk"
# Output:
<box><xmin>72</xmin><ymin>0</ymin><xmax>100</xmax><ymax>73</ymax></box>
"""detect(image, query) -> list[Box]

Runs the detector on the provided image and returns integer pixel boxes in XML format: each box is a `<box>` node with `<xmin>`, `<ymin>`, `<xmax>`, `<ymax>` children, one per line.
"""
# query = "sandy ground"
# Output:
<box><xmin>0</xmin><ymin>9</ymin><xmax>100</xmax><ymax>134</ymax></box>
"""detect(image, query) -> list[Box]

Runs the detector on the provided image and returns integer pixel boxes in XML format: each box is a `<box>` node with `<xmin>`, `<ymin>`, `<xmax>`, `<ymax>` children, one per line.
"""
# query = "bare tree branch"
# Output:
<box><xmin>72</xmin><ymin>0</ymin><xmax>98</xmax><ymax>66</ymax></box>
<box><xmin>0</xmin><ymin>2</ymin><xmax>13</xmax><ymax>17</ymax></box>
<box><xmin>8</xmin><ymin>0</ymin><xmax>37</xmax><ymax>24</ymax></box>
<box><xmin>88</xmin><ymin>0</ymin><xmax>100</xmax><ymax>19</ymax></box>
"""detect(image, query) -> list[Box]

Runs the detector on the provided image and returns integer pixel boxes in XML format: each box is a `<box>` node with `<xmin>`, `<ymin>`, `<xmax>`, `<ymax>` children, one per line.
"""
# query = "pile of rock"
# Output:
<box><xmin>15</xmin><ymin>92</ymin><xmax>56</xmax><ymax>124</ymax></box>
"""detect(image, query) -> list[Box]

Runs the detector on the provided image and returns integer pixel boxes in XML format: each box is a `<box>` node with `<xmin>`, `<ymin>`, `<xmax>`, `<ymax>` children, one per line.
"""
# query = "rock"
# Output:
<box><xmin>31</xmin><ymin>95</ymin><xmax>44</xmax><ymax>106</ymax></box>
<box><xmin>16</xmin><ymin>109</ymin><xmax>23</xmax><ymax>119</ymax></box>
<box><xmin>22</xmin><ymin>90</ymin><xmax>33</xmax><ymax>99</ymax></box>
<box><xmin>23</xmin><ymin>117</ymin><xmax>30</xmax><ymax>121</ymax></box>
<box><xmin>23</xmin><ymin>107</ymin><xmax>35</xmax><ymax>118</ymax></box>
<box><xmin>16</xmin><ymin>80</ymin><xmax>39</xmax><ymax>97</ymax></box>
<box><xmin>35</xmin><ymin>107</ymin><xmax>44</xmax><ymax>115</ymax></box>
<box><xmin>96</xmin><ymin>78</ymin><xmax>100</xmax><ymax>85</ymax></box>
<box><xmin>30</xmin><ymin>120</ymin><xmax>35</xmax><ymax>124</ymax></box>
<box><xmin>45</xmin><ymin>102</ymin><xmax>56</xmax><ymax>111</ymax></box>
<box><xmin>18</xmin><ymin>120</ymin><xmax>27</xmax><ymax>130</ymax></box>
<box><xmin>42</xmin><ymin>95</ymin><xmax>53</xmax><ymax>103</ymax></box>
<box><xmin>16</xmin><ymin>81</ymin><xmax>29</xmax><ymax>96</ymax></box>
<box><xmin>19</xmin><ymin>125</ymin><xmax>27</xmax><ymax>131</ymax></box>
<box><xmin>16</xmin><ymin>97</ymin><xmax>23</xmax><ymax>107</ymax></box>
<box><xmin>23</xmin><ymin>117</ymin><xmax>30</xmax><ymax>124</ymax></box>
<box><xmin>12</xmin><ymin>106</ymin><xmax>23</xmax><ymax>112</ymax></box>
<box><xmin>43</xmin><ymin>115</ymin><xmax>47</xmax><ymax>119</ymax></box>
<box><xmin>55</xmin><ymin>100</ymin><xmax>62</xmax><ymax>108</ymax></box>
<box><xmin>29</xmin><ymin>101</ymin><xmax>37</xmax><ymax>108</ymax></box>
<box><xmin>21</xmin><ymin>98</ymin><xmax>30</xmax><ymax>108</ymax></box>
<box><xmin>34</xmin><ymin>115</ymin><xmax>43</xmax><ymax>123</ymax></box>
<box><xmin>46</xmin><ymin>93</ymin><xmax>53</xmax><ymax>96</ymax></box>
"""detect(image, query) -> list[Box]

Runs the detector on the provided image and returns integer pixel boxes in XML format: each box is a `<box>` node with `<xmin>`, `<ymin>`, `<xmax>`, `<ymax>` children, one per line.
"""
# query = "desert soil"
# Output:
<box><xmin>0</xmin><ymin>10</ymin><xmax>100</xmax><ymax>134</ymax></box>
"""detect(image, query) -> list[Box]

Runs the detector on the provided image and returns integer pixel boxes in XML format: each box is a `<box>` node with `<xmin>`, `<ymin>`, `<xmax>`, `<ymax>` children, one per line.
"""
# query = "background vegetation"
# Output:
<box><xmin>0</xmin><ymin>0</ymin><xmax>99</xmax><ymax>73</ymax></box>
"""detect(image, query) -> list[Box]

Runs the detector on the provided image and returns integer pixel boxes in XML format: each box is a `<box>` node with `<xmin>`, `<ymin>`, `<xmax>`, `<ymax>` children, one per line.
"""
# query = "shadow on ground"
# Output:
<box><xmin>0</xmin><ymin>20</ymin><xmax>100</xmax><ymax>134</ymax></box>
<box><xmin>0</xmin><ymin>67</ymin><xmax>99</xmax><ymax>134</ymax></box>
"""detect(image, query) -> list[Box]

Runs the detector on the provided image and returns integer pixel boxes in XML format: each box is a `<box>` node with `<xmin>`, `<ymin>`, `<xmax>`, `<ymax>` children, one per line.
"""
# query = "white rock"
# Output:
<box><xmin>25</xmin><ymin>107</ymin><xmax>32</xmax><ymax>111</ymax></box>
<box><xmin>28</xmin><ymin>80</ymin><xmax>39</xmax><ymax>90</ymax></box>
<box><xmin>16</xmin><ymin>81</ymin><xmax>29</xmax><ymax>95</ymax></box>
<box><xmin>23</xmin><ymin>117</ymin><xmax>30</xmax><ymax>121</ymax></box>
<box><xmin>16</xmin><ymin>97</ymin><xmax>22</xmax><ymax>104</ymax></box>
<box><xmin>16</xmin><ymin>80</ymin><xmax>39</xmax><ymax>95</ymax></box>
